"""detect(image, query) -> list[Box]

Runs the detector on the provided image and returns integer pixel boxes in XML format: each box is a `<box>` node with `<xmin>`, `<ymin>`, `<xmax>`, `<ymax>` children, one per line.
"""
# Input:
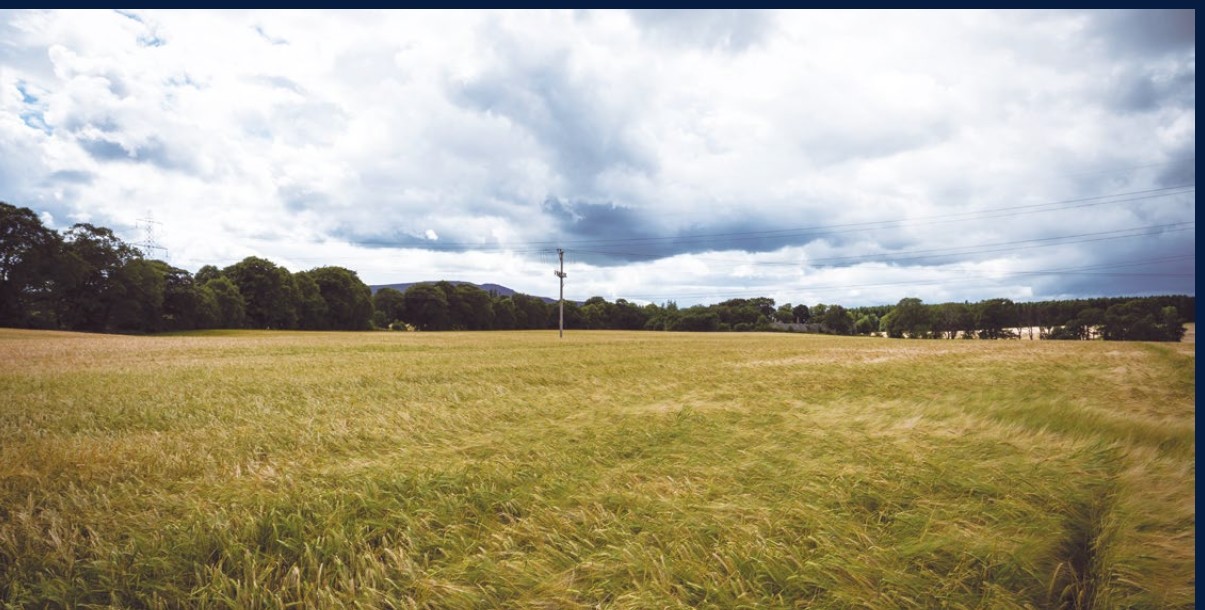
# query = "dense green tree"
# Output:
<box><xmin>156</xmin><ymin>262</ymin><xmax>216</xmax><ymax>331</ymax></box>
<box><xmin>56</xmin><ymin>223</ymin><xmax>143</xmax><ymax>331</ymax></box>
<box><xmin>820</xmin><ymin>304</ymin><xmax>854</xmax><ymax>335</ymax></box>
<box><xmin>195</xmin><ymin>265</ymin><xmax>222</xmax><ymax>284</ymax></box>
<box><xmin>611</xmin><ymin>299</ymin><xmax>649</xmax><ymax>330</ymax></box>
<box><xmin>402</xmin><ymin>283</ymin><xmax>450</xmax><ymax>330</ymax></box>
<box><xmin>774</xmin><ymin>303</ymin><xmax>795</xmax><ymax>324</ymax></box>
<box><xmin>0</xmin><ymin>202</ymin><xmax>63</xmax><ymax>327</ymax></box>
<box><xmin>512</xmin><ymin>293</ymin><xmax>550</xmax><ymax>329</ymax></box>
<box><xmin>932</xmin><ymin>302</ymin><xmax>973</xmax><ymax>339</ymax></box>
<box><xmin>108</xmin><ymin>258</ymin><xmax>166</xmax><ymax>331</ymax></box>
<box><xmin>669</xmin><ymin>306</ymin><xmax>720</xmax><ymax>332</ymax></box>
<box><xmin>882</xmin><ymin>297</ymin><xmax>932</xmax><ymax>338</ymax></box>
<box><xmin>976</xmin><ymin>298</ymin><xmax>1018</xmax><ymax>339</ymax></box>
<box><xmin>792</xmin><ymin>304</ymin><xmax>811</xmax><ymax>324</ymax></box>
<box><xmin>300</xmin><ymin>266</ymin><xmax>373</xmax><ymax>330</ymax></box>
<box><xmin>491</xmin><ymin>296</ymin><xmax>517</xmax><ymax>330</ymax></box>
<box><xmin>293</xmin><ymin>272</ymin><xmax>329</xmax><ymax>330</ymax></box>
<box><xmin>854</xmin><ymin>313</ymin><xmax>879</xmax><ymax>335</ymax></box>
<box><xmin>451</xmin><ymin>283</ymin><xmax>494</xmax><ymax>330</ymax></box>
<box><xmin>373</xmin><ymin>288</ymin><xmax>406</xmax><ymax>326</ymax></box>
<box><xmin>1100</xmin><ymin>300</ymin><xmax>1185</xmax><ymax>341</ymax></box>
<box><xmin>203</xmin><ymin>276</ymin><xmax>247</xmax><ymax>328</ymax></box>
<box><xmin>580</xmin><ymin>296</ymin><xmax>615</xmax><ymax>330</ymax></box>
<box><xmin>222</xmin><ymin>257</ymin><xmax>297</xmax><ymax>329</ymax></box>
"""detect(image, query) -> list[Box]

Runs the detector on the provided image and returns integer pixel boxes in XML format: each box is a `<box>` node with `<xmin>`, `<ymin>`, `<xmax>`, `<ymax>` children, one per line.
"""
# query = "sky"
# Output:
<box><xmin>0</xmin><ymin>9</ymin><xmax>1195</xmax><ymax>307</ymax></box>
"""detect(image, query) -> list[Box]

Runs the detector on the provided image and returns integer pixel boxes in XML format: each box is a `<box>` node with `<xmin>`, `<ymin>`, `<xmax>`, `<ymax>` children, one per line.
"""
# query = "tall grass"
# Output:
<box><xmin>0</xmin><ymin>328</ymin><xmax>1194</xmax><ymax>608</ymax></box>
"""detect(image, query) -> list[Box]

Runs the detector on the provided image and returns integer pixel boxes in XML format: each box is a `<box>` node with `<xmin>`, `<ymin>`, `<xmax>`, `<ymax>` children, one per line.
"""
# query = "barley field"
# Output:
<box><xmin>0</xmin><ymin>328</ymin><xmax>1194</xmax><ymax>609</ymax></box>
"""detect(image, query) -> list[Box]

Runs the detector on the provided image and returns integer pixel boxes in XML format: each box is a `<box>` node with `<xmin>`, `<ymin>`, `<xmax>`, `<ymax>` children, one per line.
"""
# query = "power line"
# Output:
<box><xmin>608</xmin><ymin>253</ymin><xmax>1195</xmax><ymax>303</ymax></box>
<box><xmin>570</xmin><ymin>221</ymin><xmax>1195</xmax><ymax>270</ymax></box>
<box><xmin>291</xmin><ymin>184</ymin><xmax>1193</xmax><ymax>253</ymax></box>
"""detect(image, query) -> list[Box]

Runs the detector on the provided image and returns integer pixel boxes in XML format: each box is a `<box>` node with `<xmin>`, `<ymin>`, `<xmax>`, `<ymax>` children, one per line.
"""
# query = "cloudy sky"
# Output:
<box><xmin>1</xmin><ymin>9</ymin><xmax>1194</xmax><ymax>306</ymax></box>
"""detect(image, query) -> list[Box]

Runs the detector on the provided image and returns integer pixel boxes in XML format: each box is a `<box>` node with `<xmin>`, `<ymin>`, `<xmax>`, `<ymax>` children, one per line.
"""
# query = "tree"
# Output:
<box><xmin>194</xmin><ymin>265</ymin><xmax>222</xmax><ymax>285</ymax></box>
<box><xmin>932</xmin><ymin>302</ymin><xmax>972</xmax><ymax>339</ymax></box>
<box><xmin>293</xmin><ymin>272</ymin><xmax>329</xmax><ymax>330</ymax></box>
<box><xmin>976</xmin><ymin>298</ymin><xmax>1018</xmax><ymax>339</ymax></box>
<box><xmin>1100</xmin><ymin>300</ymin><xmax>1185</xmax><ymax>341</ymax></box>
<box><xmin>202</xmin><ymin>276</ymin><xmax>246</xmax><ymax>328</ymax></box>
<box><xmin>451</xmin><ymin>283</ymin><xmax>494</xmax><ymax>330</ymax></box>
<box><xmin>792</xmin><ymin>304</ymin><xmax>811</xmax><ymax>324</ymax></box>
<box><xmin>56</xmin><ymin>223</ymin><xmax>143</xmax><ymax>331</ymax></box>
<box><xmin>222</xmin><ymin>257</ymin><xmax>297</xmax><ymax>329</ymax></box>
<box><xmin>882</xmin><ymin>297</ymin><xmax>932</xmax><ymax>338</ymax></box>
<box><xmin>156</xmin><ymin>262</ymin><xmax>217</xmax><ymax>331</ymax></box>
<box><xmin>854</xmin><ymin>313</ymin><xmax>879</xmax><ymax>335</ymax></box>
<box><xmin>373</xmin><ymin>288</ymin><xmax>406</xmax><ymax>327</ymax></box>
<box><xmin>491</xmin><ymin>296</ymin><xmax>517</xmax><ymax>330</ymax></box>
<box><xmin>579</xmin><ymin>296</ymin><xmax>615</xmax><ymax>329</ymax></box>
<box><xmin>0</xmin><ymin>202</ymin><xmax>63</xmax><ymax>327</ymax></box>
<box><xmin>611</xmin><ymin>299</ymin><xmax>649</xmax><ymax>330</ymax></box>
<box><xmin>820</xmin><ymin>304</ymin><xmax>854</xmax><ymax>335</ymax></box>
<box><xmin>774</xmin><ymin>303</ymin><xmax>792</xmax><ymax>323</ymax></box>
<box><xmin>402</xmin><ymin>283</ymin><xmax>450</xmax><ymax>330</ymax></box>
<box><xmin>512</xmin><ymin>293</ymin><xmax>550</xmax><ymax>329</ymax></box>
<box><xmin>300</xmin><ymin>266</ymin><xmax>373</xmax><ymax>330</ymax></box>
<box><xmin>669</xmin><ymin>306</ymin><xmax>720</xmax><ymax>332</ymax></box>
<box><xmin>108</xmin><ymin>258</ymin><xmax>166</xmax><ymax>331</ymax></box>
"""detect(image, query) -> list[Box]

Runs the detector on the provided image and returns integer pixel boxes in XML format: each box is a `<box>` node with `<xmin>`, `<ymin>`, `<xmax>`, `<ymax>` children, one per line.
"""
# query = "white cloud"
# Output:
<box><xmin>0</xmin><ymin>9</ymin><xmax>1193</xmax><ymax>306</ymax></box>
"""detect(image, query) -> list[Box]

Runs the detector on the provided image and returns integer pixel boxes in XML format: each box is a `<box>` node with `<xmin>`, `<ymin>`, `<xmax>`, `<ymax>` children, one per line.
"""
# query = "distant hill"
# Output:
<box><xmin>369</xmin><ymin>281</ymin><xmax>560</xmax><ymax>304</ymax></box>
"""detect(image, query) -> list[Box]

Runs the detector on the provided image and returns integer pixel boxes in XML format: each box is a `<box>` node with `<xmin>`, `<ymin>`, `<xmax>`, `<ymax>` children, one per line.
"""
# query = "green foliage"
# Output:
<box><xmin>223</xmin><ymin>257</ymin><xmax>299</xmax><ymax>330</ymax></box>
<box><xmin>0</xmin><ymin>202</ymin><xmax>63</xmax><ymax>327</ymax></box>
<box><xmin>293</xmin><ymin>272</ymin><xmax>329</xmax><ymax>330</ymax></box>
<box><xmin>55</xmin><ymin>223</ymin><xmax>144</xmax><ymax>331</ymax></box>
<box><xmin>1100</xmin><ymin>301</ymin><xmax>1186</xmax><ymax>342</ymax></box>
<box><xmin>976</xmin><ymin>298</ymin><xmax>1019</xmax><ymax>340</ymax></box>
<box><xmin>882</xmin><ymin>298</ymin><xmax>932</xmax><ymax>338</ymax></box>
<box><xmin>402</xmin><ymin>283</ymin><xmax>451</xmax><ymax>330</ymax></box>
<box><xmin>203</xmin><ymin>276</ymin><xmax>247</xmax><ymax>329</ymax></box>
<box><xmin>792</xmin><ymin>303</ymin><xmax>811</xmax><ymax>324</ymax></box>
<box><xmin>512</xmin><ymin>293</ymin><xmax>550</xmax><ymax>330</ymax></box>
<box><xmin>372</xmin><ymin>288</ymin><xmax>406</xmax><ymax>327</ymax></box>
<box><xmin>854</xmin><ymin>313</ymin><xmax>879</xmax><ymax>335</ymax></box>
<box><xmin>668</xmin><ymin>306</ymin><xmax>720</xmax><ymax>331</ymax></box>
<box><xmin>299</xmin><ymin>266</ymin><xmax>373</xmax><ymax>330</ymax></box>
<box><xmin>820</xmin><ymin>304</ymin><xmax>855</xmax><ymax>335</ymax></box>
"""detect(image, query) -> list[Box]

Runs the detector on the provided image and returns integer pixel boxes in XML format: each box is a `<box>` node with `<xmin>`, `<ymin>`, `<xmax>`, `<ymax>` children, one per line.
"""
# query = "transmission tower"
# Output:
<box><xmin>136</xmin><ymin>211</ymin><xmax>168</xmax><ymax>261</ymax></box>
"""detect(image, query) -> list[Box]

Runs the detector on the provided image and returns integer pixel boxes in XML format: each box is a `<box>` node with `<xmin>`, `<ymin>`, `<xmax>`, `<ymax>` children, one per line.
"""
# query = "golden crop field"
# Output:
<box><xmin>0</xmin><ymin>328</ymin><xmax>1194</xmax><ymax>609</ymax></box>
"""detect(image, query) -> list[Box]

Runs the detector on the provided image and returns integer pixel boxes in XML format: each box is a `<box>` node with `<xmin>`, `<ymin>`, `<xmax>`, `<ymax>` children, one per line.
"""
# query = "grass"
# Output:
<box><xmin>0</xmin><ymin>328</ymin><xmax>1194</xmax><ymax>609</ymax></box>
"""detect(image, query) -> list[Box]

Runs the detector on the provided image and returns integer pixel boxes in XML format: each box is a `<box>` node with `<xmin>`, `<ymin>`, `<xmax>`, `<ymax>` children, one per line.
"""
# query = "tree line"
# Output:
<box><xmin>2</xmin><ymin>201</ymin><xmax>1193</xmax><ymax>341</ymax></box>
<box><xmin>1</xmin><ymin>202</ymin><xmax>373</xmax><ymax>332</ymax></box>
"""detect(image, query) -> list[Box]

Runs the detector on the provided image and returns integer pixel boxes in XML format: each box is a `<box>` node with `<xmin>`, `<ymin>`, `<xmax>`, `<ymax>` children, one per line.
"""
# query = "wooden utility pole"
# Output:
<box><xmin>555</xmin><ymin>249</ymin><xmax>567</xmax><ymax>338</ymax></box>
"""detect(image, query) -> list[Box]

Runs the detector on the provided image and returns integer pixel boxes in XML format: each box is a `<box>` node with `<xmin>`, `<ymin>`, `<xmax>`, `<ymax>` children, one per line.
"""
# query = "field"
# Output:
<box><xmin>0</xmin><ymin>329</ymin><xmax>1194</xmax><ymax>609</ymax></box>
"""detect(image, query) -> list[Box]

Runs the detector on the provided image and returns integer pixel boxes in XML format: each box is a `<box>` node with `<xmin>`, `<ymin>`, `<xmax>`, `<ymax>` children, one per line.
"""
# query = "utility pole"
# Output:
<box><xmin>554</xmin><ymin>248</ymin><xmax>567</xmax><ymax>338</ymax></box>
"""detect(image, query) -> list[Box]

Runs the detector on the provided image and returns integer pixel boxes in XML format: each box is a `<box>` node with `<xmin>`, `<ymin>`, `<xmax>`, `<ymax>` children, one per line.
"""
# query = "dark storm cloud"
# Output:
<box><xmin>627</xmin><ymin>9</ymin><xmax>774</xmax><ymax>53</ymax></box>
<box><xmin>1104</xmin><ymin>64</ymin><xmax>1195</xmax><ymax>114</ymax></box>
<box><xmin>451</xmin><ymin>42</ymin><xmax>657</xmax><ymax>197</ymax></box>
<box><xmin>542</xmin><ymin>198</ymin><xmax>890</xmax><ymax>266</ymax></box>
<box><xmin>1087</xmin><ymin>9</ymin><xmax>1195</xmax><ymax>58</ymax></box>
<box><xmin>1156</xmin><ymin>154</ymin><xmax>1196</xmax><ymax>188</ymax></box>
<box><xmin>1027</xmin><ymin>231</ymin><xmax>1195</xmax><ymax>298</ymax></box>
